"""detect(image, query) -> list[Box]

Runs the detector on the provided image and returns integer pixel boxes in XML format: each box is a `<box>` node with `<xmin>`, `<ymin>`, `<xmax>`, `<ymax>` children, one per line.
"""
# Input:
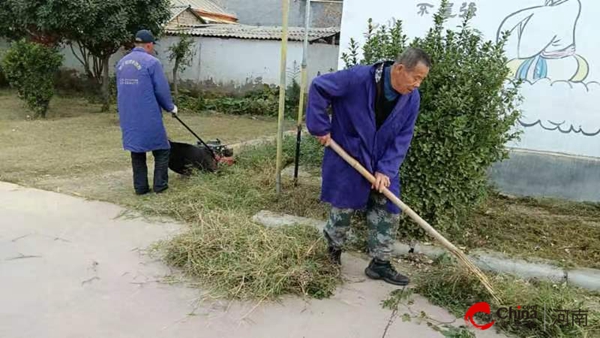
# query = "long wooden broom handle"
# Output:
<box><xmin>327</xmin><ymin>139</ymin><xmax>463</xmax><ymax>254</ymax></box>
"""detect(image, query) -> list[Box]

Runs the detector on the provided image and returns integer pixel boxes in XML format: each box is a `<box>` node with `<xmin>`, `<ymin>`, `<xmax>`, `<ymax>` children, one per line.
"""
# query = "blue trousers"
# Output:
<box><xmin>130</xmin><ymin>149</ymin><xmax>170</xmax><ymax>194</ymax></box>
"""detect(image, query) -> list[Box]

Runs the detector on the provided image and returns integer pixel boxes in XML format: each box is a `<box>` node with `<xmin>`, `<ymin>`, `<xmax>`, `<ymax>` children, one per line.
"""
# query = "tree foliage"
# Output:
<box><xmin>2</xmin><ymin>40</ymin><xmax>63</xmax><ymax>118</ymax></box>
<box><xmin>0</xmin><ymin>0</ymin><xmax>17</xmax><ymax>40</ymax></box>
<box><xmin>0</xmin><ymin>0</ymin><xmax>86</xmax><ymax>45</ymax></box>
<box><xmin>342</xmin><ymin>0</ymin><xmax>522</xmax><ymax>238</ymax></box>
<box><xmin>68</xmin><ymin>0</ymin><xmax>171</xmax><ymax>111</ymax></box>
<box><xmin>168</xmin><ymin>35</ymin><xmax>197</xmax><ymax>101</ymax></box>
<box><xmin>0</xmin><ymin>0</ymin><xmax>172</xmax><ymax>111</ymax></box>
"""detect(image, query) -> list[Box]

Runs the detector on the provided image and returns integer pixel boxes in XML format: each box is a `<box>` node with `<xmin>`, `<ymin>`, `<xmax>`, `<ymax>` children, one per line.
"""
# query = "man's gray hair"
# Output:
<box><xmin>396</xmin><ymin>47</ymin><xmax>432</xmax><ymax>70</ymax></box>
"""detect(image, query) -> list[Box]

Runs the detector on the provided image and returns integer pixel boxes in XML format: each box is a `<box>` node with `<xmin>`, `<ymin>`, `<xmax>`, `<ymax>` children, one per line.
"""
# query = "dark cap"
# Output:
<box><xmin>135</xmin><ymin>30</ymin><xmax>156</xmax><ymax>44</ymax></box>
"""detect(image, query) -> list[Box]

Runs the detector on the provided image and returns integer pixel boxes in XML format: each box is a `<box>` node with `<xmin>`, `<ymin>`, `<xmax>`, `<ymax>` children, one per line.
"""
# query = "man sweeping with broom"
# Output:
<box><xmin>306</xmin><ymin>48</ymin><xmax>431</xmax><ymax>286</ymax></box>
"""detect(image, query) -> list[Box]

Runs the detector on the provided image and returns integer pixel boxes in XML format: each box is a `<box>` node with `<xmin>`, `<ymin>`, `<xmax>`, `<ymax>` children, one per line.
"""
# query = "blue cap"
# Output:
<box><xmin>135</xmin><ymin>30</ymin><xmax>156</xmax><ymax>44</ymax></box>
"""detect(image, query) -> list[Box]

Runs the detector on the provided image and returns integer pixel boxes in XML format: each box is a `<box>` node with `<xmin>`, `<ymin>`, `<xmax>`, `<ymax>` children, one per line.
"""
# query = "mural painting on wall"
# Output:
<box><xmin>339</xmin><ymin>0</ymin><xmax>600</xmax><ymax>155</ymax></box>
<box><xmin>497</xmin><ymin>0</ymin><xmax>600</xmax><ymax>136</ymax></box>
<box><xmin>415</xmin><ymin>0</ymin><xmax>599</xmax><ymax>137</ymax></box>
<box><xmin>498</xmin><ymin>0</ymin><xmax>588</xmax><ymax>83</ymax></box>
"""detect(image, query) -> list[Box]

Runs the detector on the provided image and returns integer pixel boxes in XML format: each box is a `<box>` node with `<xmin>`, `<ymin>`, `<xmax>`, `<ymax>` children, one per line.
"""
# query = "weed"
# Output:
<box><xmin>414</xmin><ymin>258</ymin><xmax>600</xmax><ymax>338</ymax></box>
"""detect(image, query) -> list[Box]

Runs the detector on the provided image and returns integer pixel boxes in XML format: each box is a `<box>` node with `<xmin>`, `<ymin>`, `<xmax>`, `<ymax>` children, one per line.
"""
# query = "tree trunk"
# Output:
<box><xmin>93</xmin><ymin>56</ymin><xmax>103</xmax><ymax>84</ymax></box>
<box><xmin>71</xmin><ymin>43</ymin><xmax>93</xmax><ymax>79</ymax></box>
<box><xmin>173</xmin><ymin>60</ymin><xmax>179</xmax><ymax>104</ymax></box>
<box><xmin>101</xmin><ymin>55</ymin><xmax>110</xmax><ymax>112</ymax></box>
<box><xmin>40</xmin><ymin>102</ymin><xmax>49</xmax><ymax>119</ymax></box>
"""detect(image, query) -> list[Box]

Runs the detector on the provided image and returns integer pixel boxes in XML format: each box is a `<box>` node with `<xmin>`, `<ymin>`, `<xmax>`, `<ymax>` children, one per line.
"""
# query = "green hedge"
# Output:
<box><xmin>178</xmin><ymin>81</ymin><xmax>301</xmax><ymax>119</ymax></box>
<box><xmin>1</xmin><ymin>39</ymin><xmax>63</xmax><ymax>118</ymax></box>
<box><xmin>342</xmin><ymin>0</ymin><xmax>522</xmax><ymax>238</ymax></box>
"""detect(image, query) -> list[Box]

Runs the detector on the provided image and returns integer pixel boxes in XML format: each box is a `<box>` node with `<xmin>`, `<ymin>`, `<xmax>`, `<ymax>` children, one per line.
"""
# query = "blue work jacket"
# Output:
<box><xmin>306</xmin><ymin>63</ymin><xmax>421</xmax><ymax>214</ymax></box>
<box><xmin>116</xmin><ymin>48</ymin><xmax>175</xmax><ymax>153</ymax></box>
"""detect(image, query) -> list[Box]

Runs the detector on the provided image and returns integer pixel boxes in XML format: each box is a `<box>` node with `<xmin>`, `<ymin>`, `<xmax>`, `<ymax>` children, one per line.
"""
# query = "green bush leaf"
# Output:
<box><xmin>343</xmin><ymin>0</ymin><xmax>523</xmax><ymax>239</ymax></box>
<box><xmin>1</xmin><ymin>39</ymin><xmax>63</xmax><ymax>118</ymax></box>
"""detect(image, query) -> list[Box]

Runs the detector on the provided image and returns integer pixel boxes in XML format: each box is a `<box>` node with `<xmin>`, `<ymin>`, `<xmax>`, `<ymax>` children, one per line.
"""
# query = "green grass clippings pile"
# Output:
<box><xmin>415</xmin><ymin>256</ymin><xmax>600</xmax><ymax>338</ymax></box>
<box><xmin>157</xmin><ymin>209</ymin><xmax>339</xmax><ymax>300</ymax></box>
<box><xmin>145</xmin><ymin>136</ymin><xmax>340</xmax><ymax>300</ymax></box>
<box><xmin>133</xmin><ymin>135</ymin><xmax>327</xmax><ymax>222</ymax></box>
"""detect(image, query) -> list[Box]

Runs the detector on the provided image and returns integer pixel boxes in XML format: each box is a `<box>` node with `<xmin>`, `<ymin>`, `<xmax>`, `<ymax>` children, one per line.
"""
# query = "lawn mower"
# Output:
<box><xmin>168</xmin><ymin>114</ymin><xmax>234</xmax><ymax>176</ymax></box>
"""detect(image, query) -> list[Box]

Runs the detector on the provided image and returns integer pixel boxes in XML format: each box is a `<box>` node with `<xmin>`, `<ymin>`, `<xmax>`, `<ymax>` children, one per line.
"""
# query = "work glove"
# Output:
<box><xmin>170</xmin><ymin>105</ymin><xmax>178</xmax><ymax>117</ymax></box>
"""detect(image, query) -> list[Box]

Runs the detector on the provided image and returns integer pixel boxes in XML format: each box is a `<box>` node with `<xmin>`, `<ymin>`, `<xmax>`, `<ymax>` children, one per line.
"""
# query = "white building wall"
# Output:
<box><xmin>154</xmin><ymin>36</ymin><xmax>339</xmax><ymax>88</ymax></box>
<box><xmin>307</xmin><ymin>43</ymin><xmax>339</xmax><ymax>79</ymax></box>
<box><xmin>340</xmin><ymin>0</ymin><xmax>600</xmax><ymax>158</ymax></box>
<box><xmin>54</xmin><ymin>36</ymin><xmax>338</xmax><ymax>90</ymax></box>
<box><xmin>59</xmin><ymin>44</ymin><xmax>127</xmax><ymax>76</ymax></box>
<box><xmin>0</xmin><ymin>34</ymin><xmax>338</xmax><ymax>89</ymax></box>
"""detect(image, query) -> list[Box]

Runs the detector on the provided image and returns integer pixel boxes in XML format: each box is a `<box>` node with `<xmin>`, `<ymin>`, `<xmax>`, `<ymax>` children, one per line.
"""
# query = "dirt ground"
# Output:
<box><xmin>459</xmin><ymin>193</ymin><xmax>600</xmax><ymax>269</ymax></box>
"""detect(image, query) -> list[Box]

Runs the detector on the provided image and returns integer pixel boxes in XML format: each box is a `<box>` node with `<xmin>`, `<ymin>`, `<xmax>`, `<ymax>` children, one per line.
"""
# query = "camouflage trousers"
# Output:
<box><xmin>324</xmin><ymin>191</ymin><xmax>399</xmax><ymax>261</ymax></box>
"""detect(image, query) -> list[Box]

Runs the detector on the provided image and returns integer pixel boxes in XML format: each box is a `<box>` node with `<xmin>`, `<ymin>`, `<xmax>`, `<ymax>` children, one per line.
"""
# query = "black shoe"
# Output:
<box><xmin>154</xmin><ymin>186</ymin><xmax>169</xmax><ymax>194</ymax></box>
<box><xmin>365</xmin><ymin>258</ymin><xmax>410</xmax><ymax>286</ymax></box>
<box><xmin>323</xmin><ymin>231</ymin><xmax>342</xmax><ymax>265</ymax></box>
<box><xmin>135</xmin><ymin>189</ymin><xmax>150</xmax><ymax>195</ymax></box>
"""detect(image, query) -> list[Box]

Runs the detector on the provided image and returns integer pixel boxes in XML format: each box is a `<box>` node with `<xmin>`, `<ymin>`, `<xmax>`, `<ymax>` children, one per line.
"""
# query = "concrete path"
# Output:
<box><xmin>0</xmin><ymin>182</ymin><xmax>507</xmax><ymax>338</ymax></box>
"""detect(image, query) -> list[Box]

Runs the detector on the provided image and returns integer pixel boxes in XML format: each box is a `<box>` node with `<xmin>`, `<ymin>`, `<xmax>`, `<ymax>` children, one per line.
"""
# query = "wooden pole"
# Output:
<box><xmin>294</xmin><ymin>0</ymin><xmax>311</xmax><ymax>186</ymax></box>
<box><xmin>276</xmin><ymin>0</ymin><xmax>291</xmax><ymax>195</ymax></box>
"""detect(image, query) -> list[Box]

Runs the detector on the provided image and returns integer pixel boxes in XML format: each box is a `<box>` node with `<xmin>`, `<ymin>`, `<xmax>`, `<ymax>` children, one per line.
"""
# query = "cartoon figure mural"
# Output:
<box><xmin>338</xmin><ymin>0</ymin><xmax>600</xmax><ymax>156</ymax></box>
<box><xmin>493</xmin><ymin>0</ymin><xmax>600</xmax><ymax>141</ymax></box>
<box><xmin>497</xmin><ymin>0</ymin><xmax>589</xmax><ymax>83</ymax></box>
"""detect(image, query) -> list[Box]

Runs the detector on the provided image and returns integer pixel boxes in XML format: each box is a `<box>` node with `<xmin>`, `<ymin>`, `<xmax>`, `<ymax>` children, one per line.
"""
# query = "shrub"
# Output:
<box><xmin>342</xmin><ymin>0</ymin><xmax>522</xmax><ymax>239</ymax></box>
<box><xmin>179</xmin><ymin>82</ymin><xmax>300</xmax><ymax>118</ymax></box>
<box><xmin>1</xmin><ymin>40</ymin><xmax>63</xmax><ymax>118</ymax></box>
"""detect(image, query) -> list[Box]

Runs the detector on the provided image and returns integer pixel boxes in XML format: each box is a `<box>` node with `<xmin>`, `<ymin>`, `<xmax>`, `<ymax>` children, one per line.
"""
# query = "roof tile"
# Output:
<box><xmin>166</xmin><ymin>24</ymin><xmax>340</xmax><ymax>42</ymax></box>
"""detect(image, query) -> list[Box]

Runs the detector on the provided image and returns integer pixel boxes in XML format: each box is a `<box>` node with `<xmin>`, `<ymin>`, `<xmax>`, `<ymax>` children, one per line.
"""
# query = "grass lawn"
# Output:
<box><xmin>458</xmin><ymin>194</ymin><xmax>600</xmax><ymax>269</ymax></box>
<box><xmin>412</xmin><ymin>257</ymin><xmax>600</xmax><ymax>337</ymax></box>
<box><xmin>0</xmin><ymin>90</ymin><xmax>294</xmax><ymax>203</ymax></box>
<box><xmin>2</xmin><ymin>88</ymin><xmax>599</xmax><ymax>271</ymax></box>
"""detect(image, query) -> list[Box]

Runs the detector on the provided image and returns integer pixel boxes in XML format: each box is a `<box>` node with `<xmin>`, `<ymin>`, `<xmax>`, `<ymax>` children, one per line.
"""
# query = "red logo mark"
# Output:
<box><xmin>464</xmin><ymin>302</ymin><xmax>495</xmax><ymax>330</ymax></box>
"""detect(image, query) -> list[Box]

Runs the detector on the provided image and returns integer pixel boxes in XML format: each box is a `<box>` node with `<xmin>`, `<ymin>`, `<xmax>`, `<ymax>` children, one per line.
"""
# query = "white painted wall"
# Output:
<box><xmin>307</xmin><ymin>43</ymin><xmax>339</xmax><ymax>78</ymax></box>
<box><xmin>153</xmin><ymin>36</ymin><xmax>339</xmax><ymax>88</ymax></box>
<box><xmin>55</xmin><ymin>36</ymin><xmax>338</xmax><ymax>90</ymax></box>
<box><xmin>60</xmin><ymin>44</ymin><xmax>127</xmax><ymax>76</ymax></box>
<box><xmin>339</xmin><ymin>0</ymin><xmax>600</xmax><ymax>158</ymax></box>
